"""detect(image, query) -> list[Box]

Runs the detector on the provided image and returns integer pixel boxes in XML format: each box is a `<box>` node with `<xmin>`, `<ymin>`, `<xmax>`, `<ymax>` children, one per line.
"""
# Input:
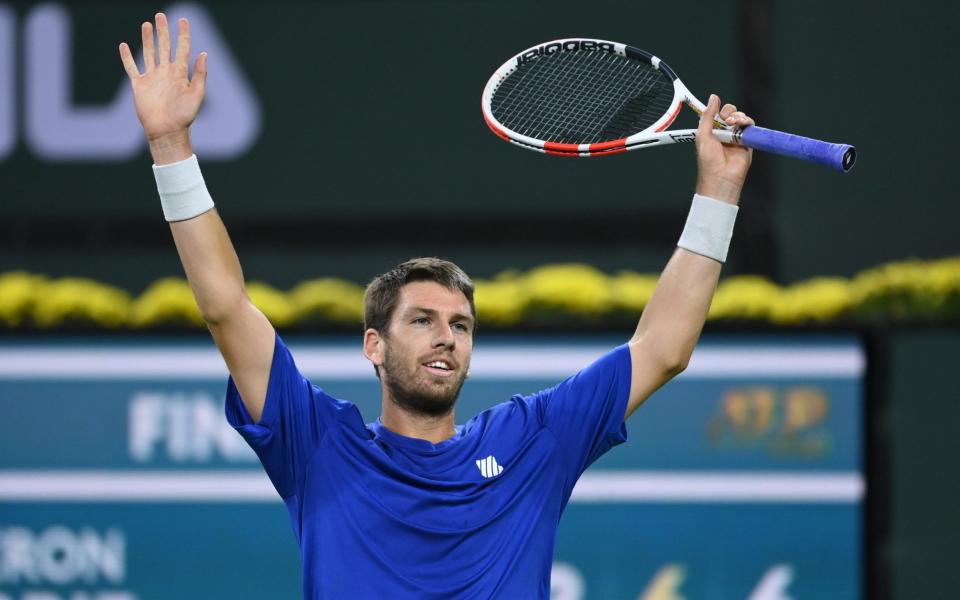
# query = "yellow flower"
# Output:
<box><xmin>914</xmin><ymin>257</ymin><xmax>960</xmax><ymax>305</ymax></box>
<box><xmin>709</xmin><ymin>276</ymin><xmax>782</xmax><ymax>320</ymax></box>
<box><xmin>610</xmin><ymin>272</ymin><xmax>658</xmax><ymax>312</ymax></box>
<box><xmin>849</xmin><ymin>257</ymin><xmax>960</xmax><ymax>316</ymax></box>
<box><xmin>32</xmin><ymin>277</ymin><xmax>131</xmax><ymax>327</ymax></box>
<box><xmin>0</xmin><ymin>272</ymin><xmax>47</xmax><ymax>326</ymax></box>
<box><xmin>474</xmin><ymin>278</ymin><xmax>527</xmax><ymax>325</ymax></box>
<box><xmin>130</xmin><ymin>278</ymin><xmax>203</xmax><ymax>326</ymax></box>
<box><xmin>247</xmin><ymin>281</ymin><xmax>297</xmax><ymax>327</ymax></box>
<box><xmin>4</xmin><ymin>255</ymin><xmax>960</xmax><ymax>329</ymax></box>
<box><xmin>289</xmin><ymin>278</ymin><xmax>365</xmax><ymax>324</ymax></box>
<box><xmin>521</xmin><ymin>264</ymin><xmax>614</xmax><ymax>315</ymax></box>
<box><xmin>770</xmin><ymin>277</ymin><xmax>854</xmax><ymax>323</ymax></box>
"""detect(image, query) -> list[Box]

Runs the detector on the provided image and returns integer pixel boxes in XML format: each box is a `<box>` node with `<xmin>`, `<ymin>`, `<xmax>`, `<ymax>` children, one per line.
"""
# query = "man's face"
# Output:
<box><xmin>376</xmin><ymin>281</ymin><xmax>474</xmax><ymax>417</ymax></box>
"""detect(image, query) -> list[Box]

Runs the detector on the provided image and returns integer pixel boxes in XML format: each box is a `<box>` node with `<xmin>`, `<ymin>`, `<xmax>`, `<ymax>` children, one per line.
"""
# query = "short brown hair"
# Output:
<box><xmin>364</xmin><ymin>257</ymin><xmax>476</xmax><ymax>335</ymax></box>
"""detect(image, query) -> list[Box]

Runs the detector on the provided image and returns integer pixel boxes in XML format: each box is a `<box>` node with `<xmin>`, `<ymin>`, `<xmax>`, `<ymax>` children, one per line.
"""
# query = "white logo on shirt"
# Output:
<box><xmin>476</xmin><ymin>455</ymin><xmax>504</xmax><ymax>478</ymax></box>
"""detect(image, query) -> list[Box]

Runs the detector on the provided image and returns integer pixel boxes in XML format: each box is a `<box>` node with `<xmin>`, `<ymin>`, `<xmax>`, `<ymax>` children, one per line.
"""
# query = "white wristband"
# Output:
<box><xmin>677</xmin><ymin>193</ymin><xmax>739</xmax><ymax>263</ymax></box>
<box><xmin>152</xmin><ymin>154</ymin><xmax>215</xmax><ymax>222</ymax></box>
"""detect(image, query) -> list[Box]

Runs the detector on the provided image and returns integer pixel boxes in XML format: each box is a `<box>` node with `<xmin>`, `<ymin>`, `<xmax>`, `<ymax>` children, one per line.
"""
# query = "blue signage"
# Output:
<box><xmin>0</xmin><ymin>334</ymin><xmax>864</xmax><ymax>599</ymax></box>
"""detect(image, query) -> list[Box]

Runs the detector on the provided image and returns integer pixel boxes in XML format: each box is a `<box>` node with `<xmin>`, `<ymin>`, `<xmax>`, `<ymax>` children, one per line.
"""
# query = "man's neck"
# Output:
<box><xmin>379</xmin><ymin>401</ymin><xmax>457</xmax><ymax>445</ymax></box>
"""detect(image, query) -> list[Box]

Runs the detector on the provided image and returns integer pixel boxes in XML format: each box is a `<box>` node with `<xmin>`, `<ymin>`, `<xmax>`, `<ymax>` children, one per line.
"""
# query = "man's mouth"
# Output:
<box><xmin>422</xmin><ymin>360</ymin><xmax>455</xmax><ymax>377</ymax></box>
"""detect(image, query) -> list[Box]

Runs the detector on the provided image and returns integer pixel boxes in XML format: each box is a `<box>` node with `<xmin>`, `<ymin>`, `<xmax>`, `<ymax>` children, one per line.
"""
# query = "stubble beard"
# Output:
<box><xmin>381</xmin><ymin>347</ymin><xmax>467</xmax><ymax>418</ymax></box>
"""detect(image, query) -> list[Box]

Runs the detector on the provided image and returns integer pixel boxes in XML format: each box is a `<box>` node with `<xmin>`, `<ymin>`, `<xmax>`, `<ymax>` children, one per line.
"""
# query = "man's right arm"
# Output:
<box><xmin>120</xmin><ymin>13</ymin><xmax>273</xmax><ymax>421</ymax></box>
<box><xmin>169</xmin><ymin>193</ymin><xmax>275</xmax><ymax>424</ymax></box>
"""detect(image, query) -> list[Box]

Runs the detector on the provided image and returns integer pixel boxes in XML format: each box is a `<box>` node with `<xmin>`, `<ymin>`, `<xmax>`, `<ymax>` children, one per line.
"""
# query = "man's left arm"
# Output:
<box><xmin>625</xmin><ymin>94</ymin><xmax>754</xmax><ymax>419</ymax></box>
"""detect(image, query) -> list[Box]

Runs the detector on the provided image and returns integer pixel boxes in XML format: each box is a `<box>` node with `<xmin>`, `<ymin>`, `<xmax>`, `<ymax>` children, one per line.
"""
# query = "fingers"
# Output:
<box><xmin>720</xmin><ymin>103</ymin><xmax>755</xmax><ymax>127</ymax></box>
<box><xmin>141</xmin><ymin>21</ymin><xmax>155</xmax><ymax>72</ymax></box>
<box><xmin>156</xmin><ymin>13</ymin><xmax>171</xmax><ymax>65</ymax></box>
<box><xmin>731</xmin><ymin>111</ymin><xmax>755</xmax><ymax>127</ymax></box>
<box><xmin>134</xmin><ymin>14</ymin><xmax>190</xmax><ymax>73</ymax></box>
<box><xmin>697</xmin><ymin>94</ymin><xmax>720</xmax><ymax>138</ymax></box>
<box><xmin>191</xmin><ymin>52</ymin><xmax>208</xmax><ymax>96</ymax></box>
<box><xmin>174</xmin><ymin>18</ymin><xmax>191</xmax><ymax>67</ymax></box>
<box><xmin>118</xmin><ymin>43</ymin><xmax>141</xmax><ymax>79</ymax></box>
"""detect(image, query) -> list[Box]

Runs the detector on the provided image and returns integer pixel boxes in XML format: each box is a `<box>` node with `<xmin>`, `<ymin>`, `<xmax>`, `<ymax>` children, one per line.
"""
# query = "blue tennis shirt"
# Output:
<box><xmin>226</xmin><ymin>334</ymin><xmax>631</xmax><ymax>599</ymax></box>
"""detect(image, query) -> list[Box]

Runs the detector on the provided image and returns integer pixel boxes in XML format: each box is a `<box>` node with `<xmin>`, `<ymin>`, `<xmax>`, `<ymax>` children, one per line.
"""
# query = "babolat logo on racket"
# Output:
<box><xmin>669</xmin><ymin>132</ymin><xmax>697</xmax><ymax>143</ymax></box>
<box><xmin>516</xmin><ymin>40</ymin><xmax>615</xmax><ymax>65</ymax></box>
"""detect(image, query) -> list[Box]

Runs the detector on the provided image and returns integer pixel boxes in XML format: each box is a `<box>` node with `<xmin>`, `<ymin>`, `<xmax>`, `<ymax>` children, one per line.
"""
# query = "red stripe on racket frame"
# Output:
<box><xmin>592</xmin><ymin>146</ymin><xmax>626</xmax><ymax>156</ymax></box>
<box><xmin>588</xmin><ymin>138</ymin><xmax>627</xmax><ymax>152</ymax></box>
<box><xmin>543</xmin><ymin>141</ymin><xmax>581</xmax><ymax>153</ymax></box>
<box><xmin>544</xmin><ymin>146</ymin><xmax>628</xmax><ymax>157</ymax></box>
<box><xmin>655</xmin><ymin>102</ymin><xmax>683</xmax><ymax>132</ymax></box>
<box><xmin>483</xmin><ymin>112</ymin><xmax>510</xmax><ymax>141</ymax></box>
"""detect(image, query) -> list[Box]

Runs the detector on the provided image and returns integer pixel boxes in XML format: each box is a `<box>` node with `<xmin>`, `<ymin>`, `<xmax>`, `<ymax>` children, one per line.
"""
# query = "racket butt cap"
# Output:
<box><xmin>841</xmin><ymin>147</ymin><xmax>857</xmax><ymax>173</ymax></box>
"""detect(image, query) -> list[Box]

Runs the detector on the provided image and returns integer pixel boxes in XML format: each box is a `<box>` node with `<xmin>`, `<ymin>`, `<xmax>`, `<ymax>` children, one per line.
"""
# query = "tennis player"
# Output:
<box><xmin>120</xmin><ymin>13</ymin><xmax>753</xmax><ymax>599</ymax></box>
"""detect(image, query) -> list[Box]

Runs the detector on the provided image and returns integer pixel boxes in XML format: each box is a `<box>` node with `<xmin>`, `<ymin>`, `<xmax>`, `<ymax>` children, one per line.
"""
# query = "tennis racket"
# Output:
<box><xmin>481</xmin><ymin>39</ymin><xmax>856</xmax><ymax>172</ymax></box>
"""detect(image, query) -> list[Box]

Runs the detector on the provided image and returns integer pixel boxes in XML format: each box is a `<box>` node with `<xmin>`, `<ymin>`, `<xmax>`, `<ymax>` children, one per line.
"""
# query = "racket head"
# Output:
<box><xmin>481</xmin><ymin>39</ymin><xmax>693</xmax><ymax>156</ymax></box>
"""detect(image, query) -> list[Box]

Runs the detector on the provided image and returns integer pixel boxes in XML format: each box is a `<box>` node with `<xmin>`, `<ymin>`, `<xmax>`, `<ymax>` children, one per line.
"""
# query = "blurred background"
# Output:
<box><xmin>1</xmin><ymin>0</ymin><xmax>958</xmax><ymax>598</ymax></box>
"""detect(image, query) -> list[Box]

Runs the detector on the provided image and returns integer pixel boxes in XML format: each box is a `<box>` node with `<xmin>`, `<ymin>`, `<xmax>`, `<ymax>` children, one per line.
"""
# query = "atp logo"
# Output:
<box><xmin>707</xmin><ymin>386</ymin><xmax>832</xmax><ymax>457</ymax></box>
<box><xmin>0</xmin><ymin>2</ymin><xmax>261</xmax><ymax>162</ymax></box>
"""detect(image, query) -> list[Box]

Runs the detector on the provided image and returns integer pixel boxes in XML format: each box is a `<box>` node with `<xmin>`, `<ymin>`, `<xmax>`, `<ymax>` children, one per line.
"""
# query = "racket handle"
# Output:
<box><xmin>734</xmin><ymin>126</ymin><xmax>857</xmax><ymax>173</ymax></box>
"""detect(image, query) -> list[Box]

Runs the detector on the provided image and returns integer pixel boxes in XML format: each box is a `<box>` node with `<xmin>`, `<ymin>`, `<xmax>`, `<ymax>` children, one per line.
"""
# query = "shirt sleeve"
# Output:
<box><xmin>224</xmin><ymin>332</ymin><xmax>353</xmax><ymax>499</ymax></box>
<box><xmin>525</xmin><ymin>344</ymin><xmax>632</xmax><ymax>494</ymax></box>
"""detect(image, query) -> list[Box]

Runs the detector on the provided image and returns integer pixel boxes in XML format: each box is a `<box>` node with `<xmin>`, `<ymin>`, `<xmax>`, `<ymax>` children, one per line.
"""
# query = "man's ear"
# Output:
<box><xmin>363</xmin><ymin>328</ymin><xmax>384</xmax><ymax>369</ymax></box>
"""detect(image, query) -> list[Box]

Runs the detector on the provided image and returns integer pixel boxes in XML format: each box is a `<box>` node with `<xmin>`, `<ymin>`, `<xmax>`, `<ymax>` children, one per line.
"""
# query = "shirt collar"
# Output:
<box><xmin>371</xmin><ymin>417</ymin><xmax>464</xmax><ymax>454</ymax></box>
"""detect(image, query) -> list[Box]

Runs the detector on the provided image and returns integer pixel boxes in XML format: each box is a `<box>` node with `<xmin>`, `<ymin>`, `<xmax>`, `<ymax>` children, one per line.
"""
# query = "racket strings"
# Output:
<box><xmin>552</xmin><ymin>52</ymin><xmax>631</xmax><ymax>143</ymax></box>
<box><xmin>490</xmin><ymin>50</ymin><xmax>675</xmax><ymax>144</ymax></box>
<box><xmin>537</xmin><ymin>51</ymin><xmax>610</xmax><ymax>143</ymax></box>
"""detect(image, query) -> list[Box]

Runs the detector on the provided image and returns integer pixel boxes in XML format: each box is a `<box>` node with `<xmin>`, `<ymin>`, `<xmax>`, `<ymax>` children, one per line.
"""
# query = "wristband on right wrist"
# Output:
<box><xmin>152</xmin><ymin>154</ymin><xmax>215</xmax><ymax>222</ymax></box>
<box><xmin>676</xmin><ymin>193</ymin><xmax>739</xmax><ymax>263</ymax></box>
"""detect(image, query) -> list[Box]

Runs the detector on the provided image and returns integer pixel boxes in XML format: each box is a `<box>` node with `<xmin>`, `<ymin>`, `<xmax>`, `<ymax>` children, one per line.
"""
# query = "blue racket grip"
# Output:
<box><xmin>738</xmin><ymin>126</ymin><xmax>857</xmax><ymax>172</ymax></box>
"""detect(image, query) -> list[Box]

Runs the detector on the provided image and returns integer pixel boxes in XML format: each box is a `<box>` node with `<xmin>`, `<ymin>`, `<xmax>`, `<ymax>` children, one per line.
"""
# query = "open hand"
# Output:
<box><xmin>119</xmin><ymin>13</ymin><xmax>207</xmax><ymax>146</ymax></box>
<box><xmin>694</xmin><ymin>94</ymin><xmax>754</xmax><ymax>204</ymax></box>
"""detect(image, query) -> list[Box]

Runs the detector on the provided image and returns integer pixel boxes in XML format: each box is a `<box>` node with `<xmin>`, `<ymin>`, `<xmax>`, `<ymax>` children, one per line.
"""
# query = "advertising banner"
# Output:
<box><xmin>0</xmin><ymin>334</ymin><xmax>864</xmax><ymax>599</ymax></box>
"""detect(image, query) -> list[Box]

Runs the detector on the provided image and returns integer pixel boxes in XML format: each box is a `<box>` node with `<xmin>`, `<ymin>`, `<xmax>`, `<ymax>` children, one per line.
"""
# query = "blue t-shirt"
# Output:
<box><xmin>225</xmin><ymin>334</ymin><xmax>631</xmax><ymax>599</ymax></box>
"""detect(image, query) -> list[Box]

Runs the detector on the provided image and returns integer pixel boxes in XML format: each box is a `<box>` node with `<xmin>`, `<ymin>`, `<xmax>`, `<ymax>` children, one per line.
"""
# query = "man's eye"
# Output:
<box><xmin>413</xmin><ymin>317</ymin><xmax>430</xmax><ymax>325</ymax></box>
<box><xmin>453</xmin><ymin>323</ymin><xmax>469</xmax><ymax>332</ymax></box>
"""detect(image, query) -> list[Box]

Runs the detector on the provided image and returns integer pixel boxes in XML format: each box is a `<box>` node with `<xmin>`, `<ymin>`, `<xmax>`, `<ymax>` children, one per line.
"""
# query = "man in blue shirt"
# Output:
<box><xmin>121</xmin><ymin>13</ymin><xmax>754</xmax><ymax>598</ymax></box>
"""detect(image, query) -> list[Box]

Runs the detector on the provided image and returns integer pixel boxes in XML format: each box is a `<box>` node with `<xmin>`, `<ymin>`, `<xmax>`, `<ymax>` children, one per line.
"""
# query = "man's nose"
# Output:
<box><xmin>433</xmin><ymin>324</ymin><xmax>456</xmax><ymax>348</ymax></box>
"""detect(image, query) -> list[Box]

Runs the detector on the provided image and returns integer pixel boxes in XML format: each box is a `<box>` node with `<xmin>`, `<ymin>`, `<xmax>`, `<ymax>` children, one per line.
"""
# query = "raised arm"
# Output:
<box><xmin>120</xmin><ymin>13</ymin><xmax>274</xmax><ymax>421</ymax></box>
<box><xmin>624</xmin><ymin>94</ymin><xmax>754</xmax><ymax>418</ymax></box>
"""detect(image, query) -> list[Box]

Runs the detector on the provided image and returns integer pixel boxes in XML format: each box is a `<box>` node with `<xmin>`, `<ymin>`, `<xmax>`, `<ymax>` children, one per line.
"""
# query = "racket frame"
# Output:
<box><xmin>481</xmin><ymin>38</ymin><xmax>740</xmax><ymax>157</ymax></box>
